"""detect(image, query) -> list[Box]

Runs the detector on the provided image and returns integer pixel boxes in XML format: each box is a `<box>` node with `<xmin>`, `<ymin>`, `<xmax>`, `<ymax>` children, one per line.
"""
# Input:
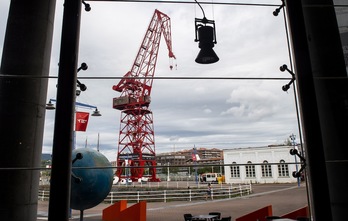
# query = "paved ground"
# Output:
<box><xmin>37</xmin><ymin>183</ymin><xmax>309</xmax><ymax>221</ymax></box>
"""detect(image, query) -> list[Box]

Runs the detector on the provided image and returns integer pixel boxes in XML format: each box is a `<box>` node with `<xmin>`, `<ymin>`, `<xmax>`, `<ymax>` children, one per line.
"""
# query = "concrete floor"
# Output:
<box><xmin>37</xmin><ymin>183</ymin><xmax>308</xmax><ymax>221</ymax></box>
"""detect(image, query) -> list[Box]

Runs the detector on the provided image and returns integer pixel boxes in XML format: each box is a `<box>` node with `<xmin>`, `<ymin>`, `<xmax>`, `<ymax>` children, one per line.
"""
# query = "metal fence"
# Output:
<box><xmin>38</xmin><ymin>183</ymin><xmax>252</xmax><ymax>204</ymax></box>
<box><xmin>38</xmin><ymin>189</ymin><xmax>50</xmax><ymax>201</ymax></box>
<box><xmin>106</xmin><ymin>183</ymin><xmax>251</xmax><ymax>204</ymax></box>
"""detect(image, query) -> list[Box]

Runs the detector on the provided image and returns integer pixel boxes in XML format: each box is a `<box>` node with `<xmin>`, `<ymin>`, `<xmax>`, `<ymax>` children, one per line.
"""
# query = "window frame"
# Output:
<box><xmin>230</xmin><ymin>162</ymin><xmax>240</xmax><ymax>178</ymax></box>
<box><xmin>245</xmin><ymin>161</ymin><xmax>256</xmax><ymax>178</ymax></box>
<box><xmin>261</xmin><ymin>160</ymin><xmax>272</xmax><ymax>178</ymax></box>
<box><xmin>278</xmin><ymin>159</ymin><xmax>289</xmax><ymax>177</ymax></box>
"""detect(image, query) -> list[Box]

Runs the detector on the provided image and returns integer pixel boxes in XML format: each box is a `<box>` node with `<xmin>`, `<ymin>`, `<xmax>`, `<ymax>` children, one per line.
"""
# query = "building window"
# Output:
<box><xmin>230</xmin><ymin>162</ymin><xmax>240</xmax><ymax>178</ymax></box>
<box><xmin>245</xmin><ymin>161</ymin><xmax>255</xmax><ymax>178</ymax></box>
<box><xmin>278</xmin><ymin>160</ymin><xmax>289</xmax><ymax>177</ymax></box>
<box><xmin>261</xmin><ymin>160</ymin><xmax>272</xmax><ymax>178</ymax></box>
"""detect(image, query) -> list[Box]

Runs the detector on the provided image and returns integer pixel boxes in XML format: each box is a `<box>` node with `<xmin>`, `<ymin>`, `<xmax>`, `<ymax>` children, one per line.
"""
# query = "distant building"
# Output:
<box><xmin>110</xmin><ymin>161</ymin><xmax>117</xmax><ymax>168</ymax></box>
<box><xmin>223</xmin><ymin>145</ymin><xmax>299</xmax><ymax>184</ymax></box>
<box><xmin>155</xmin><ymin>147</ymin><xmax>223</xmax><ymax>174</ymax></box>
<box><xmin>110</xmin><ymin>147</ymin><xmax>223</xmax><ymax>174</ymax></box>
<box><xmin>156</xmin><ymin>147</ymin><xmax>223</xmax><ymax>166</ymax></box>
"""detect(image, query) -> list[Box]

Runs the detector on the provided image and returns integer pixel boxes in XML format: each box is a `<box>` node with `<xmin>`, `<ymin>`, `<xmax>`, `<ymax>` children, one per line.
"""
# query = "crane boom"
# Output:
<box><xmin>113</xmin><ymin>9</ymin><xmax>175</xmax><ymax>108</ymax></box>
<box><xmin>112</xmin><ymin>10</ymin><xmax>175</xmax><ymax>182</ymax></box>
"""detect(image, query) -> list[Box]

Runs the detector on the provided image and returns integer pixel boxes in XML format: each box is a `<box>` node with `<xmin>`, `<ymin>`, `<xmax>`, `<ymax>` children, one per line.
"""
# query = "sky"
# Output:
<box><xmin>0</xmin><ymin>0</ymin><xmax>302</xmax><ymax>162</ymax></box>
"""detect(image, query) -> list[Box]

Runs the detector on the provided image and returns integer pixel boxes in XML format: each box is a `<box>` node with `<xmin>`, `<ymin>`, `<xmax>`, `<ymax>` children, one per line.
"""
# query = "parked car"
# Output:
<box><xmin>199</xmin><ymin>173</ymin><xmax>224</xmax><ymax>183</ymax></box>
<box><xmin>113</xmin><ymin>176</ymin><xmax>133</xmax><ymax>185</ymax></box>
<box><xmin>119</xmin><ymin>178</ymin><xmax>133</xmax><ymax>185</ymax></box>
<box><xmin>137</xmin><ymin>177</ymin><xmax>148</xmax><ymax>183</ymax></box>
<box><xmin>112</xmin><ymin>176</ymin><xmax>119</xmax><ymax>185</ymax></box>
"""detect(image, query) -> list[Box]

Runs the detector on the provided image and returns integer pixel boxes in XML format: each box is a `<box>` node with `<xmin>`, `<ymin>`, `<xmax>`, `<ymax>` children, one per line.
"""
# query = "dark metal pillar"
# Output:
<box><xmin>285</xmin><ymin>0</ymin><xmax>348</xmax><ymax>220</ymax></box>
<box><xmin>0</xmin><ymin>1</ymin><xmax>56</xmax><ymax>220</ymax></box>
<box><xmin>48</xmin><ymin>0</ymin><xmax>82</xmax><ymax>220</ymax></box>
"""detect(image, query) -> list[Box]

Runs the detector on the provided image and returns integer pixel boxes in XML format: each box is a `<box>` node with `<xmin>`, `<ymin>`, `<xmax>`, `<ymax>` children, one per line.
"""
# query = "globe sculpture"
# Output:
<box><xmin>70</xmin><ymin>148</ymin><xmax>114</xmax><ymax>211</ymax></box>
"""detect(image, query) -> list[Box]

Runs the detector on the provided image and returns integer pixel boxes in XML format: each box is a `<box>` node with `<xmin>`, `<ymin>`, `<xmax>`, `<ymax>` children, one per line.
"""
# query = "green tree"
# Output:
<box><xmin>169</xmin><ymin>166</ymin><xmax>179</xmax><ymax>174</ymax></box>
<box><xmin>284</xmin><ymin>138</ymin><xmax>292</xmax><ymax>146</ymax></box>
<box><xmin>197</xmin><ymin>166</ymin><xmax>211</xmax><ymax>174</ymax></box>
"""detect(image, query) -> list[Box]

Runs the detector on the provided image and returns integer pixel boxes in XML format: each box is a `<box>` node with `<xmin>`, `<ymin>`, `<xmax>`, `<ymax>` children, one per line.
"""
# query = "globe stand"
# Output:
<box><xmin>73</xmin><ymin>153</ymin><xmax>84</xmax><ymax>221</ymax></box>
<box><xmin>80</xmin><ymin>210</ymin><xmax>84</xmax><ymax>221</ymax></box>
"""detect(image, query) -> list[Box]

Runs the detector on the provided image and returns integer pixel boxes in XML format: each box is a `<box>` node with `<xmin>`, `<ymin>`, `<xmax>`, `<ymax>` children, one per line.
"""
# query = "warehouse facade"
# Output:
<box><xmin>223</xmin><ymin>145</ymin><xmax>300</xmax><ymax>184</ymax></box>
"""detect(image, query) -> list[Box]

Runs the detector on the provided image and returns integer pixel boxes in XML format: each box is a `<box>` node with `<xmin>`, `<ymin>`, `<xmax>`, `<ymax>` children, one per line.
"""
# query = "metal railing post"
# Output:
<box><xmin>228</xmin><ymin>186</ymin><xmax>231</xmax><ymax>198</ymax></box>
<box><xmin>164</xmin><ymin>190</ymin><xmax>166</xmax><ymax>202</ymax></box>
<box><xmin>41</xmin><ymin>190</ymin><xmax>45</xmax><ymax>201</ymax></box>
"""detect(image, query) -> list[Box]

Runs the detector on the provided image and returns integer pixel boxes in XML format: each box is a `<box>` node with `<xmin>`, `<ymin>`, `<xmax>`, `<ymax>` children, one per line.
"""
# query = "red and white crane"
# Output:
<box><xmin>112</xmin><ymin>9</ymin><xmax>175</xmax><ymax>182</ymax></box>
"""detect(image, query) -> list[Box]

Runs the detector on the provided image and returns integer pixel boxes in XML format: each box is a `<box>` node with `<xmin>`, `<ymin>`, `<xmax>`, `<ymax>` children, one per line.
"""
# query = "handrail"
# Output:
<box><xmin>105</xmin><ymin>184</ymin><xmax>252</xmax><ymax>204</ymax></box>
<box><xmin>38</xmin><ymin>183</ymin><xmax>252</xmax><ymax>203</ymax></box>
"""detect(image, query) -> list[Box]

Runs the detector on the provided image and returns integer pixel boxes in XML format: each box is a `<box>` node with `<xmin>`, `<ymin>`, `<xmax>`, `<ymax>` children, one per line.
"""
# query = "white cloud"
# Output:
<box><xmin>222</xmin><ymin>84</ymin><xmax>280</xmax><ymax>120</ymax></box>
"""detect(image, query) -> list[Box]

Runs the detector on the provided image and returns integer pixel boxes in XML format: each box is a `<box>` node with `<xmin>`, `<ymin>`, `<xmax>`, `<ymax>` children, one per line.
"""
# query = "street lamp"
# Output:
<box><xmin>47</xmin><ymin>2</ymin><xmax>90</xmax><ymax>219</ymax></box>
<box><xmin>46</xmin><ymin>99</ymin><xmax>101</xmax><ymax>151</ymax></box>
<box><xmin>194</xmin><ymin>0</ymin><xmax>219</xmax><ymax>64</ymax></box>
<box><xmin>193</xmin><ymin>146</ymin><xmax>198</xmax><ymax>184</ymax></box>
<box><xmin>46</xmin><ymin>100</ymin><xmax>55</xmax><ymax>110</ymax></box>
<box><xmin>46</xmin><ymin>99</ymin><xmax>101</xmax><ymax>117</ymax></box>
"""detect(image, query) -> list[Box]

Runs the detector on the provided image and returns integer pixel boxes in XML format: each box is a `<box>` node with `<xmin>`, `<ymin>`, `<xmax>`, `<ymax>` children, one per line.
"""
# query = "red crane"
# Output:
<box><xmin>112</xmin><ymin>9</ymin><xmax>175</xmax><ymax>182</ymax></box>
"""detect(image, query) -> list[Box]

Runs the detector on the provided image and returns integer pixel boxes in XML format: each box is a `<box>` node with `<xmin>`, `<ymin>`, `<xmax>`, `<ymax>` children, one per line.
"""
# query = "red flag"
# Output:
<box><xmin>75</xmin><ymin>112</ymin><xmax>90</xmax><ymax>132</ymax></box>
<box><xmin>192</xmin><ymin>153</ymin><xmax>197</xmax><ymax>161</ymax></box>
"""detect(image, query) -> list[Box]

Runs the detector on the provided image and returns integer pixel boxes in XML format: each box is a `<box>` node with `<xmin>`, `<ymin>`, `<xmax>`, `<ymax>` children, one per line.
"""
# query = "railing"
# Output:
<box><xmin>112</xmin><ymin>180</ymin><xmax>227</xmax><ymax>188</ymax></box>
<box><xmin>38</xmin><ymin>189</ymin><xmax>50</xmax><ymax>201</ymax></box>
<box><xmin>38</xmin><ymin>183</ymin><xmax>252</xmax><ymax>203</ymax></box>
<box><xmin>105</xmin><ymin>184</ymin><xmax>251</xmax><ymax>204</ymax></box>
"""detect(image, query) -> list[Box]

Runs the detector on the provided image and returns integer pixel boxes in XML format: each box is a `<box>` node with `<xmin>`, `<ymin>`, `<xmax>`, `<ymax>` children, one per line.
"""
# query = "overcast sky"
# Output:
<box><xmin>0</xmin><ymin>0</ymin><xmax>302</xmax><ymax>162</ymax></box>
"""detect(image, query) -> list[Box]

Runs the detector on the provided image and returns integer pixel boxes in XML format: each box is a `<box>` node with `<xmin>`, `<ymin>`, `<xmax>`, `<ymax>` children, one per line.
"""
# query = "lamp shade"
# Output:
<box><xmin>195</xmin><ymin>47</ymin><xmax>219</xmax><ymax>64</ymax></box>
<box><xmin>46</xmin><ymin>101</ymin><xmax>56</xmax><ymax>110</ymax></box>
<box><xmin>91</xmin><ymin>108</ymin><xmax>101</xmax><ymax>116</ymax></box>
<box><xmin>195</xmin><ymin>26</ymin><xmax>219</xmax><ymax>64</ymax></box>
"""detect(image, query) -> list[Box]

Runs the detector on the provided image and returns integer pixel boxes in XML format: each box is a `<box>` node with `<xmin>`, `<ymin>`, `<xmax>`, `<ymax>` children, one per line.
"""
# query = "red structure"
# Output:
<box><xmin>103</xmin><ymin>200</ymin><xmax>146</xmax><ymax>221</ymax></box>
<box><xmin>235</xmin><ymin>205</ymin><xmax>273</xmax><ymax>221</ymax></box>
<box><xmin>113</xmin><ymin>10</ymin><xmax>175</xmax><ymax>182</ymax></box>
